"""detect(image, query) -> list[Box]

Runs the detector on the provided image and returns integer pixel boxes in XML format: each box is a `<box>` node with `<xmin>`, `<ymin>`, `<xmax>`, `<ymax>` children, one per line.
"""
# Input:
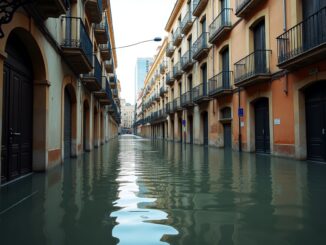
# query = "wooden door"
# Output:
<box><xmin>1</xmin><ymin>36</ymin><xmax>33</xmax><ymax>183</ymax></box>
<box><xmin>254</xmin><ymin>98</ymin><xmax>270</xmax><ymax>153</ymax></box>
<box><xmin>224</xmin><ymin>124</ymin><xmax>232</xmax><ymax>148</ymax></box>
<box><xmin>305</xmin><ymin>82</ymin><xmax>326</xmax><ymax>162</ymax></box>
<box><xmin>64</xmin><ymin>88</ymin><xmax>72</xmax><ymax>159</ymax></box>
<box><xmin>253</xmin><ymin>20</ymin><xmax>266</xmax><ymax>74</ymax></box>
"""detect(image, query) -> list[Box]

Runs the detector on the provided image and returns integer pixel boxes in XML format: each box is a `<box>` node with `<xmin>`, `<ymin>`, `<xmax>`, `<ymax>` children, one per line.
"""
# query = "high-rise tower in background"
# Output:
<box><xmin>135</xmin><ymin>57</ymin><xmax>153</xmax><ymax>94</ymax></box>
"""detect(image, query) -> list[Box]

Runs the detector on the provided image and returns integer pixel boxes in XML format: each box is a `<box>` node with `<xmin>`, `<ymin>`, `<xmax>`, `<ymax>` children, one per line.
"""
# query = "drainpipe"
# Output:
<box><xmin>283</xmin><ymin>0</ymin><xmax>288</xmax><ymax>95</ymax></box>
<box><xmin>238</xmin><ymin>88</ymin><xmax>242</xmax><ymax>152</ymax></box>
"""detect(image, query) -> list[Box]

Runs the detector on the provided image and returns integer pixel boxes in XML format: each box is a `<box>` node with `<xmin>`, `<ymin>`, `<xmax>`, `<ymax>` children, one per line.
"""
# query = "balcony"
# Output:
<box><xmin>94</xmin><ymin>76</ymin><xmax>108</xmax><ymax>99</ymax></box>
<box><xmin>85</xmin><ymin>0</ymin><xmax>103</xmax><ymax>24</ymax></box>
<box><xmin>112</xmin><ymin>88</ymin><xmax>118</xmax><ymax>99</ymax></box>
<box><xmin>155</xmin><ymin>93</ymin><xmax>161</xmax><ymax>102</ymax></box>
<box><xmin>94</xmin><ymin>18</ymin><xmax>109</xmax><ymax>44</ymax></box>
<box><xmin>234</xmin><ymin>50</ymin><xmax>271</xmax><ymax>87</ymax></box>
<box><xmin>105</xmin><ymin>59</ymin><xmax>114</xmax><ymax>73</ymax></box>
<box><xmin>193</xmin><ymin>0</ymin><xmax>209</xmax><ymax>17</ymax></box>
<box><xmin>209</xmin><ymin>8</ymin><xmax>233</xmax><ymax>44</ymax></box>
<box><xmin>166</xmin><ymin>72</ymin><xmax>175</xmax><ymax>86</ymax></box>
<box><xmin>160</xmin><ymin>62</ymin><xmax>167</xmax><ymax>74</ymax></box>
<box><xmin>235</xmin><ymin>0</ymin><xmax>265</xmax><ymax>18</ymax></box>
<box><xmin>208</xmin><ymin>71</ymin><xmax>233</xmax><ymax>98</ymax></box>
<box><xmin>82</xmin><ymin>55</ymin><xmax>102</xmax><ymax>92</ymax></box>
<box><xmin>160</xmin><ymin>87</ymin><xmax>168</xmax><ymax>97</ymax></box>
<box><xmin>181</xmin><ymin>91</ymin><xmax>194</xmax><ymax>108</ymax></box>
<box><xmin>173</xmin><ymin>27</ymin><xmax>183</xmax><ymax>47</ymax></box>
<box><xmin>181</xmin><ymin>11</ymin><xmax>194</xmax><ymax>35</ymax></box>
<box><xmin>166</xmin><ymin>102</ymin><xmax>173</xmax><ymax>114</ymax></box>
<box><xmin>277</xmin><ymin>7</ymin><xmax>326</xmax><ymax>70</ymax></box>
<box><xmin>173</xmin><ymin>62</ymin><xmax>183</xmax><ymax>80</ymax></box>
<box><xmin>61</xmin><ymin>17</ymin><xmax>93</xmax><ymax>74</ymax></box>
<box><xmin>99</xmin><ymin>43</ymin><xmax>112</xmax><ymax>61</ymax></box>
<box><xmin>109</xmin><ymin>74</ymin><xmax>117</xmax><ymax>88</ymax></box>
<box><xmin>192</xmin><ymin>83</ymin><xmax>210</xmax><ymax>103</ymax></box>
<box><xmin>166</xmin><ymin>42</ymin><xmax>175</xmax><ymax>57</ymax></box>
<box><xmin>181</xmin><ymin>50</ymin><xmax>194</xmax><ymax>72</ymax></box>
<box><xmin>173</xmin><ymin>97</ymin><xmax>182</xmax><ymax>112</ymax></box>
<box><xmin>34</xmin><ymin>0</ymin><xmax>68</xmax><ymax>19</ymax></box>
<box><xmin>192</xmin><ymin>32</ymin><xmax>209</xmax><ymax>62</ymax></box>
<box><xmin>98</xmin><ymin>77</ymin><xmax>113</xmax><ymax>105</ymax></box>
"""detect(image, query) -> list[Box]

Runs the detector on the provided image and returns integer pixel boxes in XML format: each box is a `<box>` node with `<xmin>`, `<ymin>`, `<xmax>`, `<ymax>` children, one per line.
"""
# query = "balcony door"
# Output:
<box><xmin>305</xmin><ymin>82</ymin><xmax>326</xmax><ymax>162</ymax></box>
<box><xmin>302</xmin><ymin>0</ymin><xmax>326</xmax><ymax>51</ymax></box>
<box><xmin>221</xmin><ymin>47</ymin><xmax>230</xmax><ymax>88</ymax></box>
<box><xmin>221</xmin><ymin>0</ymin><xmax>228</xmax><ymax>24</ymax></box>
<box><xmin>253</xmin><ymin>20</ymin><xmax>266</xmax><ymax>74</ymax></box>
<box><xmin>201</xmin><ymin>63</ymin><xmax>207</xmax><ymax>96</ymax></box>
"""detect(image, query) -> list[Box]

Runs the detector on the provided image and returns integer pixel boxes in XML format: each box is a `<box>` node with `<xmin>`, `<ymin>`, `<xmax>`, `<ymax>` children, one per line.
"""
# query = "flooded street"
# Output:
<box><xmin>1</xmin><ymin>135</ymin><xmax>326</xmax><ymax>245</ymax></box>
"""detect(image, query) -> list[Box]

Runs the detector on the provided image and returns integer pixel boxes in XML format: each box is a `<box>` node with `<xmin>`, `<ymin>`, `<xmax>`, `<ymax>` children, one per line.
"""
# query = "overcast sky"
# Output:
<box><xmin>110</xmin><ymin>0</ymin><xmax>176</xmax><ymax>105</ymax></box>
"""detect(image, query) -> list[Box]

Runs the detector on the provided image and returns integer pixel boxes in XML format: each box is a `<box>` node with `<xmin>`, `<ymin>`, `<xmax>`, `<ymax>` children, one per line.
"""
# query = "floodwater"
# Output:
<box><xmin>1</xmin><ymin>135</ymin><xmax>326</xmax><ymax>245</ymax></box>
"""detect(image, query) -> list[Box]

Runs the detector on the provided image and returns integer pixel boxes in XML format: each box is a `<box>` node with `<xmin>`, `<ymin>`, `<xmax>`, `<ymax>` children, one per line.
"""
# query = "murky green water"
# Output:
<box><xmin>1</xmin><ymin>135</ymin><xmax>326</xmax><ymax>245</ymax></box>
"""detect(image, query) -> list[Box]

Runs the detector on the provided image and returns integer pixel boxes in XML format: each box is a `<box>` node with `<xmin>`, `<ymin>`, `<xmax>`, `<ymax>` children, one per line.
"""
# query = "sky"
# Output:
<box><xmin>110</xmin><ymin>0</ymin><xmax>176</xmax><ymax>105</ymax></box>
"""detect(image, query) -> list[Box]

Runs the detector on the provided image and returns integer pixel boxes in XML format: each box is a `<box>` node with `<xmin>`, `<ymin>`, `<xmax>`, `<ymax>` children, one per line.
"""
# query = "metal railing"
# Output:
<box><xmin>166</xmin><ymin>102</ymin><xmax>173</xmax><ymax>114</ymax></box>
<box><xmin>181</xmin><ymin>11</ymin><xmax>193</xmax><ymax>33</ymax></box>
<box><xmin>192</xmin><ymin>32</ymin><xmax>209</xmax><ymax>58</ymax></box>
<box><xmin>209</xmin><ymin>8</ymin><xmax>232</xmax><ymax>40</ymax></box>
<box><xmin>160</xmin><ymin>62</ymin><xmax>167</xmax><ymax>74</ymax></box>
<box><xmin>181</xmin><ymin>91</ymin><xmax>193</xmax><ymax>106</ymax></box>
<box><xmin>208</xmin><ymin>71</ymin><xmax>232</xmax><ymax>95</ymax></box>
<box><xmin>173</xmin><ymin>97</ymin><xmax>181</xmax><ymax>111</ymax></box>
<box><xmin>192</xmin><ymin>83</ymin><xmax>208</xmax><ymax>101</ymax></box>
<box><xmin>84</xmin><ymin>55</ymin><xmax>102</xmax><ymax>86</ymax></box>
<box><xmin>181</xmin><ymin>50</ymin><xmax>193</xmax><ymax>69</ymax></box>
<box><xmin>105</xmin><ymin>77</ymin><xmax>113</xmax><ymax>101</ymax></box>
<box><xmin>166</xmin><ymin>72</ymin><xmax>175</xmax><ymax>85</ymax></box>
<box><xmin>166</xmin><ymin>42</ymin><xmax>175</xmax><ymax>57</ymax></box>
<box><xmin>173</xmin><ymin>62</ymin><xmax>183</xmax><ymax>78</ymax></box>
<box><xmin>173</xmin><ymin>27</ymin><xmax>182</xmax><ymax>45</ymax></box>
<box><xmin>277</xmin><ymin>7</ymin><xmax>326</xmax><ymax>64</ymax></box>
<box><xmin>235</xmin><ymin>0</ymin><xmax>251</xmax><ymax>14</ymax></box>
<box><xmin>95</xmin><ymin>13</ymin><xmax>108</xmax><ymax>33</ymax></box>
<box><xmin>61</xmin><ymin>17</ymin><xmax>93</xmax><ymax>65</ymax></box>
<box><xmin>234</xmin><ymin>50</ymin><xmax>271</xmax><ymax>84</ymax></box>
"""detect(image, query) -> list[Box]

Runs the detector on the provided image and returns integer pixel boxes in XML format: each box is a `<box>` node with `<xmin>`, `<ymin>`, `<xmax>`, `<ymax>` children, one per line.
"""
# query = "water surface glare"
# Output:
<box><xmin>0</xmin><ymin>135</ymin><xmax>326</xmax><ymax>244</ymax></box>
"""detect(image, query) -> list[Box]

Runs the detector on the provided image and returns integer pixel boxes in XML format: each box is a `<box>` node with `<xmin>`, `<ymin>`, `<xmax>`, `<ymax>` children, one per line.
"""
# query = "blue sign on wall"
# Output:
<box><xmin>182</xmin><ymin>120</ymin><xmax>186</xmax><ymax>126</ymax></box>
<box><xmin>238</xmin><ymin>108</ymin><xmax>244</xmax><ymax>117</ymax></box>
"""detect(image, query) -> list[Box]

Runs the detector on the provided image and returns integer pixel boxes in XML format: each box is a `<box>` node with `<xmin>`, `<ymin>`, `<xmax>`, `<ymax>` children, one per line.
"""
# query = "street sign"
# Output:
<box><xmin>238</xmin><ymin>108</ymin><xmax>244</xmax><ymax>117</ymax></box>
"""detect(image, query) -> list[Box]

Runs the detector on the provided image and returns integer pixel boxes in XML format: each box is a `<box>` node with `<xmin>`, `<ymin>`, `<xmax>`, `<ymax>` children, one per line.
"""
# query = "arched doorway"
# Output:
<box><xmin>83</xmin><ymin>100</ymin><xmax>90</xmax><ymax>152</ymax></box>
<box><xmin>305</xmin><ymin>81</ymin><xmax>326</xmax><ymax>162</ymax></box>
<box><xmin>1</xmin><ymin>33</ymin><xmax>33</xmax><ymax>182</ymax></box>
<box><xmin>254</xmin><ymin>98</ymin><xmax>270</xmax><ymax>153</ymax></box>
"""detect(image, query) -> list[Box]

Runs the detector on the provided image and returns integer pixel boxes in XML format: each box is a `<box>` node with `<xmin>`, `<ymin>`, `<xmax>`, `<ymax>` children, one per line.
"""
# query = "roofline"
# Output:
<box><xmin>107</xmin><ymin>0</ymin><xmax>118</xmax><ymax>69</ymax></box>
<box><xmin>164</xmin><ymin>0</ymin><xmax>185</xmax><ymax>32</ymax></box>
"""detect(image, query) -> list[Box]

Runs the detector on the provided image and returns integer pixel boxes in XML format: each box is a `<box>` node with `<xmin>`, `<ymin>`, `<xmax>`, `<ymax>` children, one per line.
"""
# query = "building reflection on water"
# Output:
<box><xmin>0</xmin><ymin>137</ymin><xmax>325</xmax><ymax>245</ymax></box>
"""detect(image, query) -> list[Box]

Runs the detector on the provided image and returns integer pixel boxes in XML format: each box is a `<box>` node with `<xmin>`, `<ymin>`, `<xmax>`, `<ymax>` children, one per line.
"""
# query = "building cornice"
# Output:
<box><xmin>107</xmin><ymin>0</ymin><xmax>118</xmax><ymax>68</ymax></box>
<box><xmin>164</xmin><ymin>0</ymin><xmax>185</xmax><ymax>32</ymax></box>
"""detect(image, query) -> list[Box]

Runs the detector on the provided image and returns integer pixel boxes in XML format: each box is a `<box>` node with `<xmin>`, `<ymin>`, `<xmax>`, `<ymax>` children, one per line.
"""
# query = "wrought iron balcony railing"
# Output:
<box><xmin>166</xmin><ymin>42</ymin><xmax>175</xmax><ymax>57</ymax></box>
<box><xmin>192</xmin><ymin>32</ymin><xmax>209</xmax><ymax>61</ymax></box>
<box><xmin>166</xmin><ymin>72</ymin><xmax>175</xmax><ymax>86</ymax></box>
<box><xmin>94</xmin><ymin>15</ymin><xmax>109</xmax><ymax>44</ymax></box>
<box><xmin>192</xmin><ymin>83</ymin><xmax>209</xmax><ymax>102</ymax></box>
<box><xmin>173</xmin><ymin>27</ymin><xmax>183</xmax><ymax>46</ymax></box>
<box><xmin>173</xmin><ymin>62</ymin><xmax>183</xmax><ymax>80</ymax></box>
<box><xmin>181</xmin><ymin>91</ymin><xmax>194</xmax><ymax>107</ymax></box>
<box><xmin>234</xmin><ymin>50</ymin><xmax>271</xmax><ymax>86</ymax></box>
<box><xmin>61</xmin><ymin>17</ymin><xmax>93</xmax><ymax>74</ymax></box>
<box><xmin>235</xmin><ymin>0</ymin><xmax>265</xmax><ymax>17</ymax></box>
<box><xmin>277</xmin><ymin>7</ymin><xmax>326</xmax><ymax>69</ymax></box>
<box><xmin>208</xmin><ymin>71</ymin><xmax>232</xmax><ymax>97</ymax></box>
<box><xmin>181</xmin><ymin>11</ymin><xmax>194</xmax><ymax>34</ymax></box>
<box><xmin>209</xmin><ymin>8</ymin><xmax>232</xmax><ymax>44</ymax></box>
<box><xmin>85</xmin><ymin>0</ymin><xmax>103</xmax><ymax>24</ymax></box>
<box><xmin>82</xmin><ymin>55</ymin><xmax>102</xmax><ymax>91</ymax></box>
<box><xmin>181</xmin><ymin>50</ymin><xmax>194</xmax><ymax>71</ymax></box>
<box><xmin>193</xmin><ymin>0</ymin><xmax>209</xmax><ymax>17</ymax></box>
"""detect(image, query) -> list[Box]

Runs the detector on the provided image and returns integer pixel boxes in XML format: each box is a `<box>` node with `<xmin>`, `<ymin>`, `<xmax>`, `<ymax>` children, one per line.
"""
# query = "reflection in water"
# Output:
<box><xmin>111</xmin><ymin>136</ymin><xmax>178</xmax><ymax>244</ymax></box>
<box><xmin>0</xmin><ymin>136</ymin><xmax>326</xmax><ymax>245</ymax></box>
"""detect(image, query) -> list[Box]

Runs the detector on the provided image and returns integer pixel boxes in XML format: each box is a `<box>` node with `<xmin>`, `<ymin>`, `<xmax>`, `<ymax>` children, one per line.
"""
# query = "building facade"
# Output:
<box><xmin>120</xmin><ymin>99</ymin><xmax>135</xmax><ymax>132</ymax></box>
<box><xmin>138</xmin><ymin>0</ymin><xmax>326</xmax><ymax>162</ymax></box>
<box><xmin>0</xmin><ymin>0</ymin><xmax>121</xmax><ymax>184</ymax></box>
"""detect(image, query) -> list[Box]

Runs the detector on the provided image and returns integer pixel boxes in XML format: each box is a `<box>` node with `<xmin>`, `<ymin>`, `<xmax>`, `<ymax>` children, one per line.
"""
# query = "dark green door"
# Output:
<box><xmin>64</xmin><ymin>88</ymin><xmax>72</xmax><ymax>159</ymax></box>
<box><xmin>254</xmin><ymin>98</ymin><xmax>270</xmax><ymax>153</ymax></box>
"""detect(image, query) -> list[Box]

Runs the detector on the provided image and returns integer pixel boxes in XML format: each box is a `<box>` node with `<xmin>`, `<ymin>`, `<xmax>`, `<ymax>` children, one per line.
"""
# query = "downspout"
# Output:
<box><xmin>283</xmin><ymin>0</ymin><xmax>288</xmax><ymax>95</ymax></box>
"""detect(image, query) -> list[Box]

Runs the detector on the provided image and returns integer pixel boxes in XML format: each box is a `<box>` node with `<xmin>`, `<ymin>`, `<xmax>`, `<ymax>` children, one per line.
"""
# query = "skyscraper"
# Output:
<box><xmin>135</xmin><ymin>57</ymin><xmax>153</xmax><ymax>94</ymax></box>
